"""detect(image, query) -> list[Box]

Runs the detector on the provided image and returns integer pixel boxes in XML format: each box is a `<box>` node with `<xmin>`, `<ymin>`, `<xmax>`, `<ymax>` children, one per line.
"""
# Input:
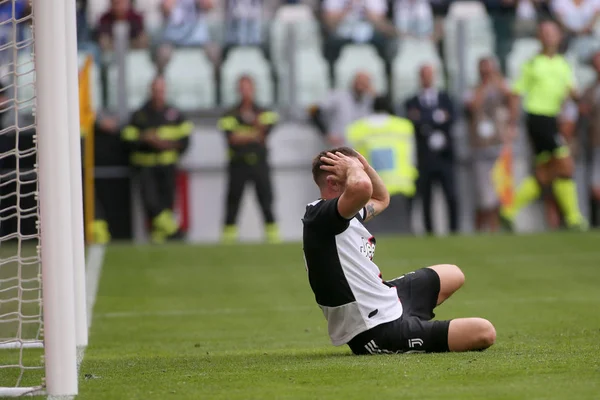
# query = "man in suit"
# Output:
<box><xmin>405</xmin><ymin>64</ymin><xmax>458</xmax><ymax>235</ymax></box>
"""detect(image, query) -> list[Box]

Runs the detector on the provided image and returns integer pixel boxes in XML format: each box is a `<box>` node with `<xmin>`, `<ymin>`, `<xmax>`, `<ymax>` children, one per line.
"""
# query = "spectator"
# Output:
<box><xmin>483</xmin><ymin>0</ymin><xmax>517</xmax><ymax>73</ymax></box>
<box><xmin>157</xmin><ymin>0</ymin><xmax>219</xmax><ymax>71</ymax></box>
<box><xmin>97</xmin><ymin>0</ymin><xmax>148</xmax><ymax>52</ymax></box>
<box><xmin>551</xmin><ymin>0</ymin><xmax>600</xmax><ymax>62</ymax></box>
<box><xmin>578</xmin><ymin>51</ymin><xmax>600</xmax><ymax>226</ymax></box>
<box><xmin>224</xmin><ymin>0</ymin><xmax>265</xmax><ymax>48</ymax></box>
<box><xmin>321</xmin><ymin>0</ymin><xmax>398</xmax><ymax>65</ymax></box>
<box><xmin>393</xmin><ymin>0</ymin><xmax>435</xmax><ymax>40</ymax></box>
<box><xmin>217</xmin><ymin>76</ymin><xmax>281</xmax><ymax>244</ymax></box>
<box><xmin>405</xmin><ymin>64</ymin><xmax>458</xmax><ymax>235</ymax></box>
<box><xmin>346</xmin><ymin>95</ymin><xmax>418</xmax><ymax>234</ymax></box>
<box><xmin>310</xmin><ymin>71</ymin><xmax>375</xmax><ymax>146</ymax></box>
<box><xmin>465</xmin><ymin>57</ymin><xmax>513</xmax><ymax>233</ymax></box>
<box><xmin>121</xmin><ymin>76</ymin><xmax>192</xmax><ymax>244</ymax></box>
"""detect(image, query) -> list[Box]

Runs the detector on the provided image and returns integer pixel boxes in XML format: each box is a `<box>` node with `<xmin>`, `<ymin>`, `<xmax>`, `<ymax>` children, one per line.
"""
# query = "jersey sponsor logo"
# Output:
<box><xmin>359</xmin><ymin>236</ymin><xmax>376</xmax><ymax>260</ymax></box>
<box><xmin>408</xmin><ymin>338</ymin><xmax>424</xmax><ymax>348</ymax></box>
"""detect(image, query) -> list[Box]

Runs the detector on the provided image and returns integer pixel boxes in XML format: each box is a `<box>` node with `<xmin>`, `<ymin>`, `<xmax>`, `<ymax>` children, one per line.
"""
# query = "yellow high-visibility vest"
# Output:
<box><xmin>347</xmin><ymin>115</ymin><xmax>418</xmax><ymax>197</ymax></box>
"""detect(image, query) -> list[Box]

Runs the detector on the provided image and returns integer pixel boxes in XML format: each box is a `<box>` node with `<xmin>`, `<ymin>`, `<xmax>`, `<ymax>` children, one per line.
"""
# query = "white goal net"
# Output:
<box><xmin>0</xmin><ymin>0</ymin><xmax>45</xmax><ymax>395</ymax></box>
<box><xmin>0</xmin><ymin>0</ymin><xmax>87</xmax><ymax>396</ymax></box>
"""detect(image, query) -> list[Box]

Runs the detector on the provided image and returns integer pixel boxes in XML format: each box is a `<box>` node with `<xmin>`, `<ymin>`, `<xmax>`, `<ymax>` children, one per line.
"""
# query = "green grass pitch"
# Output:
<box><xmin>4</xmin><ymin>232</ymin><xmax>600</xmax><ymax>399</ymax></box>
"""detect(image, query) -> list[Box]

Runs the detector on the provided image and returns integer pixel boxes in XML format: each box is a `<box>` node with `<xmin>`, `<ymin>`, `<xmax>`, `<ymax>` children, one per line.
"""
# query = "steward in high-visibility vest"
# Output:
<box><xmin>347</xmin><ymin>97</ymin><xmax>418</xmax><ymax>198</ymax></box>
<box><xmin>121</xmin><ymin>76</ymin><xmax>192</xmax><ymax>243</ymax></box>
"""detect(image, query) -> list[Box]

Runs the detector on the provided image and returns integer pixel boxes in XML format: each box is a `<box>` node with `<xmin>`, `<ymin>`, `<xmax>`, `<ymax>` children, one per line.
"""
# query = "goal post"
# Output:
<box><xmin>35</xmin><ymin>0</ymin><xmax>78</xmax><ymax>395</ymax></box>
<box><xmin>0</xmin><ymin>0</ymin><xmax>87</xmax><ymax>396</ymax></box>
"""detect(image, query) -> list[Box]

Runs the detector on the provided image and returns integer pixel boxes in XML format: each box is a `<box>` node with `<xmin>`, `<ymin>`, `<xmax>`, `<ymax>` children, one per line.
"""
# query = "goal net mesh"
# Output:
<box><xmin>0</xmin><ymin>0</ymin><xmax>44</xmax><ymax>392</ymax></box>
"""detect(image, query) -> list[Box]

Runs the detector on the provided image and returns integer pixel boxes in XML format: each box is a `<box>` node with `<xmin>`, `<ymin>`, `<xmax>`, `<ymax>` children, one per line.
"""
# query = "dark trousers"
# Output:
<box><xmin>138</xmin><ymin>165</ymin><xmax>177</xmax><ymax>220</ymax></box>
<box><xmin>418</xmin><ymin>159</ymin><xmax>458</xmax><ymax>234</ymax></box>
<box><xmin>225</xmin><ymin>161</ymin><xmax>275</xmax><ymax>226</ymax></box>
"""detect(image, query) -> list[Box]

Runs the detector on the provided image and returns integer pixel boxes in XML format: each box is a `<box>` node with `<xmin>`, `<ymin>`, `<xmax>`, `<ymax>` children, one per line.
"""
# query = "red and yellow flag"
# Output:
<box><xmin>79</xmin><ymin>55</ymin><xmax>95</xmax><ymax>138</ymax></box>
<box><xmin>491</xmin><ymin>145</ymin><xmax>514</xmax><ymax>207</ymax></box>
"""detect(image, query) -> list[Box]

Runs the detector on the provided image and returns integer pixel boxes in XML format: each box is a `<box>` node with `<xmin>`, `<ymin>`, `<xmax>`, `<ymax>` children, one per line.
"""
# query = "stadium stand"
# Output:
<box><xmin>220</xmin><ymin>46</ymin><xmax>274</xmax><ymax>107</ymax></box>
<box><xmin>334</xmin><ymin>44</ymin><xmax>388</xmax><ymax>94</ymax></box>
<box><xmin>107</xmin><ymin>49</ymin><xmax>156</xmax><ymax>110</ymax></box>
<box><xmin>164</xmin><ymin>48</ymin><xmax>216</xmax><ymax>110</ymax></box>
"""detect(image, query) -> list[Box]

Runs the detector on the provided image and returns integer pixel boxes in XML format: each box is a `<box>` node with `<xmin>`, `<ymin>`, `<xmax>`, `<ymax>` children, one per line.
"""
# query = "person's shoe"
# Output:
<box><xmin>151</xmin><ymin>230</ymin><xmax>167</xmax><ymax>245</ymax></box>
<box><xmin>265</xmin><ymin>223</ymin><xmax>282</xmax><ymax>244</ymax></box>
<box><xmin>221</xmin><ymin>225</ymin><xmax>238</xmax><ymax>244</ymax></box>
<box><xmin>566</xmin><ymin>217</ymin><xmax>589</xmax><ymax>232</ymax></box>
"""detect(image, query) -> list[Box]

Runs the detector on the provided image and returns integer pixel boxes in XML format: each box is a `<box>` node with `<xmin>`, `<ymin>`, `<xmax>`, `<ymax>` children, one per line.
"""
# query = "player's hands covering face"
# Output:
<box><xmin>319</xmin><ymin>152</ymin><xmax>364</xmax><ymax>182</ymax></box>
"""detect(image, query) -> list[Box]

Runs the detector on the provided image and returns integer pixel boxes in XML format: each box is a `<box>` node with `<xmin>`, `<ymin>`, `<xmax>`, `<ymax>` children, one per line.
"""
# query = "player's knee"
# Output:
<box><xmin>475</xmin><ymin>318</ymin><xmax>496</xmax><ymax>349</ymax></box>
<box><xmin>445</xmin><ymin>264</ymin><xmax>465</xmax><ymax>287</ymax></box>
<box><xmin>553</xmin><ymin>157</ymin><xmax>574</xmax><ymax>178</ymax></box>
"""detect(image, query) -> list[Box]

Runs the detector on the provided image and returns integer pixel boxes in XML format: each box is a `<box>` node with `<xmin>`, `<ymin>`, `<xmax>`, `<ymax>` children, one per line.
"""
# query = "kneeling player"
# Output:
<box><xmin>302</xmin><ymin>147</ymin><xmax>496</xmax><ymax>354</ymax></box>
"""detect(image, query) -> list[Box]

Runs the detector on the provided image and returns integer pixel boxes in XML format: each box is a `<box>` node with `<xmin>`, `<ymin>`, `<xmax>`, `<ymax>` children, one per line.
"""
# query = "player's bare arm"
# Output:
<box><xmin>320</xmin><ymin>151</ymin><xmax>373</xmax><ymax>219</ymax></box>
<box><xmin>356</xmin><ymin>152</ymin><xmax>390</xmax><ymax>222</ymax></box>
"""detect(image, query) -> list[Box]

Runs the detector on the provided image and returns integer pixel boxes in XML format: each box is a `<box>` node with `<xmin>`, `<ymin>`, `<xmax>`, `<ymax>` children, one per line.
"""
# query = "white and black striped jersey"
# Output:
<box><xmin>302</xmin><ymin>198</ymin><xmax>403</xmax><ymax>346</ymax></box>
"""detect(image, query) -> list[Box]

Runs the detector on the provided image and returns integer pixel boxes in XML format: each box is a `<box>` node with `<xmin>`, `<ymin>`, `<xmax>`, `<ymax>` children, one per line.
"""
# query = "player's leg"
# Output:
<box><xmin>426</xmin><ymin>264</ymin><xmax>465</xmax><ymax>305</ymax></box>
<box><xmin>447</xmin><ymin>317</ymin><xmax>496</xmax><ymax>351</ymax></box>
<box><xmin>500</xmin><ymin>115</ymin><xmax>550</xmax><ymax>226</ymax></box>
<box><xmin>550</xmin><ymin>153</ymin><xmax>587</xmax><ymax>230</ymax></box>
<box><xmin>222</xmin><ymin>162</ymin><xmax>248</xmax><ymax>243</ymax></box>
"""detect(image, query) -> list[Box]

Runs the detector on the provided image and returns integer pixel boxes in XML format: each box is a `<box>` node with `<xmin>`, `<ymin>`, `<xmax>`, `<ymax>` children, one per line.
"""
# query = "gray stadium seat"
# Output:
<box><xmin>165</xmin><ymin>48</ymin><xmax>215</xmax><ymax>110</ymax></box>
<box><xmin>334</xmin><ymin>45</ymin><xmax>387</xmax><ymax>94</ymax></box>
<box><xmin>270</xmin><ymin>6</ymin><xmax>321</xmax><ymax>69</ymax></box>
<box><xmin>507</xmin><ymin>38</ymin><xmax>541</xmax><ymax>82</ymax></box>
<box><xmin>278</xmin><ymin>49</ymin><xmax>331</xmax><ymax>107</ymax></box>
<box><xmin>220</xmin><ymin>47</ymin><xmax>274</xmax><ymax>107</ymax></box>
<box><xmin>392</xmin><ymin>39</ymin><xmax>444</xmax><ymax>104</ymax></box>
<box><xmin>107</xmin><ymin>50</ymin><xmax>156</xmax><ymax>111</ymax></box>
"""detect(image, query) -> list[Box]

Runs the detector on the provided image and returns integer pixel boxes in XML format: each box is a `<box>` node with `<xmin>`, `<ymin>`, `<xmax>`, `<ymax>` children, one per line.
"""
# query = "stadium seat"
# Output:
<box><xmin>273</xmin><ymin>4</ymin><xmax>314</xmax><ymax>22</ymax></box>
<box><xmin>447</xmin><ymin>1</ymin><xmax>489</xmax><ymax>19</ymax></box>
<box><xmin>392</xmin><ymin>39</ymin><xmax>444</xmax><ymax>104</ymax></box>
<box><xmin>270</xmin><ymin>15</ymin><xmax>321</xmax><ymax>69</ymax></box>
<box><xmin>334</xmin><ymin>45</ymin><xmax>387</xmax><ymax>94</ymax></box>
<box><xmin>507</xmin><ymin>38</ymin><xmax>541</xmax><ymax>82</ymax></box>
<box><xmin>575</xmin><ymin>65</ymin><xmax>596</xmax><ymax>91</ymax></box>
<box><xmin>448</xmin><ymin>46</ymin><xmax>496</xmax><ymax>92</ymax></box>
<box><xmin>444</xmin><ymin>19</ymin><xmax>495</xmax><ymax>74</ymax></box>
<box><xmin>164</xmin><ymin>48</ymin><xmax>215</xmax><ymax>110</ymax></box>
<box><xmin>220</xmin><ymin>47</ymin><xmax>274</xmax><ymax>107</ymax></box>
<box><xmin>278</xmin><ymin>49</ymin><xmax>331</xmax><ymax>107</ymax></box>
<box><xmin>107</xmin><ymin>50</ymin><xmax>157</xmax><ymax>111</ymax></box>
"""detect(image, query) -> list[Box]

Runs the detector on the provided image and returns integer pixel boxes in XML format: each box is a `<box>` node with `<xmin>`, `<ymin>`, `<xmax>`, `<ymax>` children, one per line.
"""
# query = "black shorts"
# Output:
<box><xmin>525</xmin><ymin>113</ymin><xmax>569</xmax><ymax>163</ymax></box>
<box><xmin>347</xmin><ymin>268</ymin><xmax>451</xmax><ymax>355</ymax></box>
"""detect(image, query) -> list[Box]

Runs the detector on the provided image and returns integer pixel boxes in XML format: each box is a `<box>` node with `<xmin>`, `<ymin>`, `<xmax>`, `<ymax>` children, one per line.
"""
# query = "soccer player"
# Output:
<box><xmin>302</xmin><ymin>147</ymin><xmax>496</xmax><ymax>354</ymax></box>
<box><xmin>501</xmin><ymin>20</ymin><xmax>587</xmax><ymax>230</ymax></box>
